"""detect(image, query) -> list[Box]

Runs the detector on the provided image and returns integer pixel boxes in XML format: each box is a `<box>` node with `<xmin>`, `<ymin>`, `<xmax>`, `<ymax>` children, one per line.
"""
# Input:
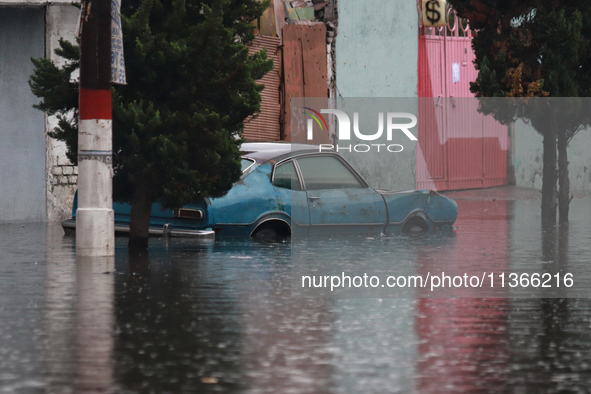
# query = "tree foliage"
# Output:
<box><xmin>447</xmin><ymin>1</ymin><xmax>591</xmax><ymax>128</ymax></box>
<box><xmin>112</xmin><ymin>0</ymin><xmax>272</xmax><ymax>208</ymax></box>
<box><xmin>30</xmin><ymin>0</ymin><xmax>273</xmax><ymax>243</ymax></box>
<box><xmin>29</xmin><ymin>38</ymin><xmax>79</xmax><ymax>164</ymax></box>
<box><xmin>448</xmin><ymin>1</ymin><xmax>591</xmax><ymax>98</ymax></box>
<box><xmin>448</xmin><ymin>0</ymin><xmax>591</xmax><ymax>223</ymax></box>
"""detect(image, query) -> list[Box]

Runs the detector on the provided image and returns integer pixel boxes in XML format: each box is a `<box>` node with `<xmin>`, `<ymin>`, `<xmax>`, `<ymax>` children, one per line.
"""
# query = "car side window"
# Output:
<box><xmin>273</xmin><ymin>160</ymin><xmax>302</xmax><ymax>191</ymax></box>
<box><xmin>241</xmin><ymin>158</ymin><xmax>255</xmax><ymax>172</ymax></box>
<box><xmin>296</xmin><ymin>156</ymin><xmax>364</xmax><ymax>190</ymax></box>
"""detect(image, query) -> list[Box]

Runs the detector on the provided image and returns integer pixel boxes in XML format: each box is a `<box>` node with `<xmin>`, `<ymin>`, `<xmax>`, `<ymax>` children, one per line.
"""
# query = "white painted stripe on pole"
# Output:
<box><xmin>77</xmin><ymin>158</ymin><xmax>113</xmax><ymax>209</ymax></box>
<box><xmin>79</xmin><ymin>119</ymin><xmax>113</xmax><ymax>151</ymax></box>
<box><xmin>76</xmin><ymin>208</ymin><xmax>115</xmax><ymax>257</ymax></box>
<box><xmin>77</xmin><ymin>119</ymin><xmax>114</xmax><ymax>257</ymax></box>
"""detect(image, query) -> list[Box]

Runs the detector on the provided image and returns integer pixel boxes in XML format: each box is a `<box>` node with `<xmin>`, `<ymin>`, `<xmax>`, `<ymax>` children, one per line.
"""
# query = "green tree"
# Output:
<box><xmin>29</xmin><ymin>0</ymin><xmax>273</xmax><ymax>248</ymax></box>
<box><xmin>447</xmin><ymin>0</ymin><xmax>591</xmax><ymax>225</ymax></box>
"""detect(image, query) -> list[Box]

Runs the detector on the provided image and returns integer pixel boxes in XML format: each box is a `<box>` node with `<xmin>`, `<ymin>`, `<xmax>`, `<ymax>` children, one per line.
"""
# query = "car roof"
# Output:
<box><xmin>240</xmin><ymin>142</ymin><xmax>369</xmax><ymax>188</ymax></box>
<box><xmin>240</xmin><ymin>142</ymin><xmax>332</xmax><ymax>163</ymax></box>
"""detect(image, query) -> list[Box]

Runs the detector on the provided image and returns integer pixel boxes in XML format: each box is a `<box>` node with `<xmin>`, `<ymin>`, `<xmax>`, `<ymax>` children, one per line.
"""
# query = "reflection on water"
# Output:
<box><xmin>43</xmin><ymin>227</ymin><xmax>115</xmax><ymax>393</ymax></box>
<box><xmin>1</xmin><ymin>195</ymin><xmax>591</xmax><ymax>392</ymax></box>
<box><xmin>75</xmin><ymin>256</ymin><xmax>114</xmax><ymax>392</ymax></box>
<box><xmin>113</xmin><ymin>246</ymin><xmax>244</xmax><ymax>392</ymax></box>
<box><xmin>292</xmin><ymin>198</ymin><xmax>591</xmax><ymax>298</ymax></box>
<box><xmin>416</xmin><ymin>298</ymin><xmax>510</xmax><ymax>393</ymax></box>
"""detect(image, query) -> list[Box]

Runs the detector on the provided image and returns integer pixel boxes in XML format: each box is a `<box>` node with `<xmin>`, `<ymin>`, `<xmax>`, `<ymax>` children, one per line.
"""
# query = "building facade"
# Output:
<box><xmin>2</xmin><ymin>0</ymin><xmax>589</xmax><ymax>224</ymax></box>
<box><xmin>0</xmin><ymin>3</ymin><xmax>79</xmax><ymax>223</ymax></box>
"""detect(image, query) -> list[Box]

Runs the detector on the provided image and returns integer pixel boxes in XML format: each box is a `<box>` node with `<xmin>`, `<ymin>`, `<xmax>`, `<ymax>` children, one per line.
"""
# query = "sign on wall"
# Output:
<box><xmin>422</xmin><ymin>0</ymin><xmax>447</xmax><ymax>28</ymax></box>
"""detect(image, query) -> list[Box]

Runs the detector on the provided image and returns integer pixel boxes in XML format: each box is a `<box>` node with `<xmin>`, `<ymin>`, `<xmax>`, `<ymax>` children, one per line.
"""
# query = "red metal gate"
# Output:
<box><xmin>417</xmin><ymin>7</ymin><xmax>509</xmax><ymax>191</ymax></box>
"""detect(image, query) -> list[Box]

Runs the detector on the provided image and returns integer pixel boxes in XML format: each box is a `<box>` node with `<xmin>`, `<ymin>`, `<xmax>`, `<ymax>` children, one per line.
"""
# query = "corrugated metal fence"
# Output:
<box><xmin>243</xmin><ymin>35</ymin><xmax>282</xmax><ymax>141</ymax></box>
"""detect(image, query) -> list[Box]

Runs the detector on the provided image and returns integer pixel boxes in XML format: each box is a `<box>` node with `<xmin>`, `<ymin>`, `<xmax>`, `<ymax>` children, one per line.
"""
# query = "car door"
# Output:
<box><xmin>294</xmin><ymin>155</ymin><xmax>387</xmax><ymax>234</ymax></box>
<box><xmin>271</xmin><ymin>159</ymin><xmax>310</xmax><ymax>231</ymax></box>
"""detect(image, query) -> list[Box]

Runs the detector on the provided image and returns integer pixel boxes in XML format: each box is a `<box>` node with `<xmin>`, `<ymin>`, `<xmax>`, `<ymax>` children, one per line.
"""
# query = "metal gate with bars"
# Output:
<box><xmin>417</xmin><ymin>6</ymin><xmax>509</xmax><ymax>191</ymax></box>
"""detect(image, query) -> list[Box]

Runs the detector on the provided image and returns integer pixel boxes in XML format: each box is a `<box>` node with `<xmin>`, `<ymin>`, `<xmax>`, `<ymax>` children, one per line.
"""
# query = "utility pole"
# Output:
<box><xmin>77</xmin><ymin>0</ymin><xmax>115</xmax><ymax>256</ymax></box>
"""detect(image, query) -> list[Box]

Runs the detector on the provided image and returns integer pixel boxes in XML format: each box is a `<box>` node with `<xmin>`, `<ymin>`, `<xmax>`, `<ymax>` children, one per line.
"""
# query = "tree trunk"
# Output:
<box><xmin>541</xmin><ymin>219</ymin><xmax>556</xmax><ymax>263</ymax></box>
<box><xmin>541</xmin><ymin>127</ymin><xmax>557</xmax><ymax>227</ymax></box>
<box><xmin>557</xmin><ymin>131</ymin><xmax>570</xmax><ymax>225</ymax></box>
<box><xmin>129</xmin><ymin>181</ymin><xmax>153</xmax><ymax>249</ymax></box>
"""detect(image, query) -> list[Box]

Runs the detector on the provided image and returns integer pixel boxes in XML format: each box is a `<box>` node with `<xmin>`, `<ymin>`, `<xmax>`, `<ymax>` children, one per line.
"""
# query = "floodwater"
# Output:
<box><xmin>2</xmin><ymin>188</ymin><xmax>591</xmax><ymax>393</ymax></box>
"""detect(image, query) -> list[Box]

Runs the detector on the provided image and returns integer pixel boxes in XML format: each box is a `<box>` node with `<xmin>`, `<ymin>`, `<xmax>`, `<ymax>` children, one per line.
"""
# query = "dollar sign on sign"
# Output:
<box><xmin>425</xmin><ymin>0</ymin><xmax>441</xmax><ymax>25</ymax></box>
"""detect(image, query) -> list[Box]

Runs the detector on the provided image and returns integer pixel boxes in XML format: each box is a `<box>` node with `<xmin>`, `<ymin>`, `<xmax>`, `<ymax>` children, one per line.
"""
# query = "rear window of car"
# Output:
<box><xmin>241</xmin><ymin>158</ymin><xmax>255</xmax><ymax>172</ymax></box>
<box><xmin>272</xmin><ymin>161</ymin><xmax>302</xmax><ymax>190</ymax></box>
<box><xmin>296</xmin><ymin>156</ymin><xmax>363</xmax><ymax>190</ymax></box>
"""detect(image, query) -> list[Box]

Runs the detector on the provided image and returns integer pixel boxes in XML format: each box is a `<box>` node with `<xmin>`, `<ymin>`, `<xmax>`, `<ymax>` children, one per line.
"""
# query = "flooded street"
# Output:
<box><xmin>2</xmin><ymin>187</ymin><xmax>591</xmax><ymax>393</ymax></box>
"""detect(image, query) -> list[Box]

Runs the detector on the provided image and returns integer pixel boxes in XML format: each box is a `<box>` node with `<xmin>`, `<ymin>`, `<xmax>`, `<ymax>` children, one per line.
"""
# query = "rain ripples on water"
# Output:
<box><xmin>1</xmin><ymin>194</ymin><xmax>591</xmax><ymax>393</ymax></box>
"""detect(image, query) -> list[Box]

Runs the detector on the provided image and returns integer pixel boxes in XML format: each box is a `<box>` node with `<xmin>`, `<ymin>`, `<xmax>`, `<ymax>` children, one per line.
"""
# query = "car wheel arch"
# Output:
<box><xmin>250</xmin><ymin>214</ymin><xmax>292</xmax><ymax>239</ymax></box>
<box><xmin>401</xmin><ymin>211</ymin><xmax>430</xmax><ymax>233</ymax></box>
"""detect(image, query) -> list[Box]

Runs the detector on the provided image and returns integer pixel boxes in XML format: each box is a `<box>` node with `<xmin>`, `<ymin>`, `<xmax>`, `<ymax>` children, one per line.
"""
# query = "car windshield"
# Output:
<box><xmin>241</xmin><ymin>158</ymin><xmax>255</xmax><ymax>172</ymax></box>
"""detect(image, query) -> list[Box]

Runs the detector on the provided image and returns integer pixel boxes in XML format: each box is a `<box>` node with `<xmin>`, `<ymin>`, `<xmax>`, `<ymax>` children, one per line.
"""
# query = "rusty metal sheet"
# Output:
<box><xmin>243</xmin><ymin>36</ymin><xmax>282</xmax><ymax>142</ymax></box>
<box><xmin>259</xmin><ymin>2</ymin><xmax>277</xmax><ymax>37</ymax></box>
<box><xmin>282</xmin><ymin>23</ymin><xmax>328</xmax><ymax>143</ymax></box>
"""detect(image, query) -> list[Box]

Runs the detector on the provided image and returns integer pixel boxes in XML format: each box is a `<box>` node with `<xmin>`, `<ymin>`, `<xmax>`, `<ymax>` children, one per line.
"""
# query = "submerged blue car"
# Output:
<box><xmin>63</xmin><ymin>142</ymin><xmax>457</xmax><ymax>239</ymax></box>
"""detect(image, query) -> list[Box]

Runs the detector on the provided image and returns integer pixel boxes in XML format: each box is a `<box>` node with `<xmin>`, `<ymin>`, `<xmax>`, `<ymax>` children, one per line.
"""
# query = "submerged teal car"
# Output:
<box><xmin>63</xmin><ymin>142</ymin><xmax>457</xmax><ymax>239</ymax></box>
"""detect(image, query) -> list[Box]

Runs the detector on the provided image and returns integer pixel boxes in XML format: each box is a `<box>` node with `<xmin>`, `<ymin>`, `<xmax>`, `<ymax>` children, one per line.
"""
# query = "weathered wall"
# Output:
<box><xmin>0</xmin><ymin>7</ymin><xmax>46</xmax><ymax>222</ymax></box>
<box><xmin>336</xmin><ymin>0</ymin><xmax>418</xmax><ymax>97</ymax></box>
<box><xmin>513</xmin><ymin>119</ymin><xmax>591</xmax><ymax>192</ymax></box>
<box><xmin>335</xmin><ymin>0</ymin><xmax>418</xmax><ymax>191</ymax></box>
<box><xmin>45</xmin><ymin>5</ymin><xmax>80</xmax><ymax>221</ymax></box>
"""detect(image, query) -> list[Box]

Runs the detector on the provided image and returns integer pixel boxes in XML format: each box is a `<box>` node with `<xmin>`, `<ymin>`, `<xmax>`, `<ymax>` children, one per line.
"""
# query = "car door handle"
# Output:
<box><xmin>309</xmin><ymin>196</ymin><xmax>321</xmax><ymax>202</ymax></box>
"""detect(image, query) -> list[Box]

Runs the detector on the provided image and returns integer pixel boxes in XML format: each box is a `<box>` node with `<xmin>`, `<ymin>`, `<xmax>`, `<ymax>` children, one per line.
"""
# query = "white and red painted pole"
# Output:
<box><xmin>76</xmin><ymin>0</ymin><xmax>114</xmax><ymax>256</ymax></box>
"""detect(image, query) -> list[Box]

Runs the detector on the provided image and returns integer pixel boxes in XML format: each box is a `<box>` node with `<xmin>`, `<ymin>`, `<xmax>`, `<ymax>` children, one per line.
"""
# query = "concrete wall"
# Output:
<box><xmin>45</xmin><ymin>5</ymin><xmax>80</xmax><ymax>221</ymax></box>
<box><xmin>336</xmin><ymin>0</ymin><xmax>418</xmax><ymax>98</ymax></box>
<box><xmin>0</xmin><ymin>7</ymin><xmax>46</xmax><ymax>222</ymax></box>
<box><xmin>335</xmin><ymin>0</ymin><xmax>418</xmax><ymax>191</ymax></box>
<box><xmin>513</xmin><ymin>119</ymin><xmax>591</xmax><ymax>192</ymax></box>
<box><xmin>0</xmin><ymin>5</ymin><xmax>79</xmax><ymax>223</ymax></box>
